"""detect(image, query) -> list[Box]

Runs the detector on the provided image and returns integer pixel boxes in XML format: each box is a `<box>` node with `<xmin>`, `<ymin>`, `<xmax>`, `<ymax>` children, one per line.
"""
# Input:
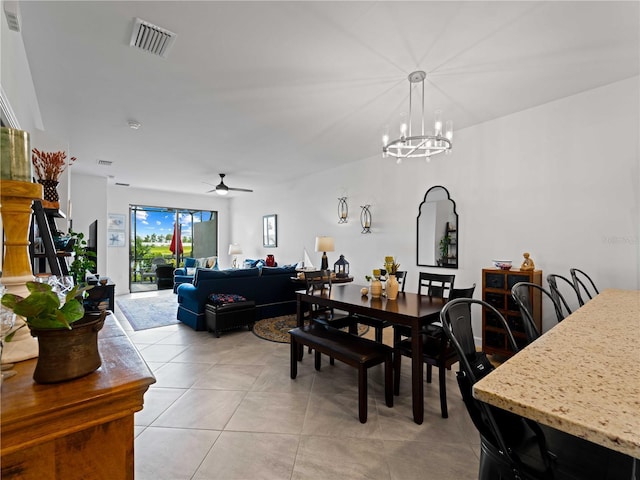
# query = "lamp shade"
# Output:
<box><xmin>228</xmin><ymin>244</ymin><xmax>243</xmax><ymax>255</ymax></box>
<box><xmin>315</xmin><ymin>236</ymin><xmax>334</xmax><ymax>253</ymax></box>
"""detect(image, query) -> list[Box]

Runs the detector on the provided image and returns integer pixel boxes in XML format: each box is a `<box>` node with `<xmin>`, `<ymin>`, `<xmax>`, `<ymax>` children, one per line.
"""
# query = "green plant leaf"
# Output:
<box><xmin>60</xmin><ymin>299</ymin><xmax>85</xmax><ymax>324</ymax></box>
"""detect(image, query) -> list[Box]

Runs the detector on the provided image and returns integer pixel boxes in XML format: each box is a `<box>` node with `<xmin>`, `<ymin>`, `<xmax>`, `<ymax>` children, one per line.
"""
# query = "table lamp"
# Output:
<box><xmin>315</xmin><ymin>236</ymin><xmax>334</xmax><ymax>270</ymax></box>
<box><xmin>228</xmin><ymin>244</ymin><xmax>243</xmax><ymax>269</ymax></box>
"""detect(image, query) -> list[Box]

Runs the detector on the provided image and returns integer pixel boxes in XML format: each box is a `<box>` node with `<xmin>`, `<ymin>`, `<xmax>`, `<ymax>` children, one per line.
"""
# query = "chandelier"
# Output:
<box><xmin>382</xmin><ymin>71</ymin><xmax>453</xmax><ymax>163</ymax></box>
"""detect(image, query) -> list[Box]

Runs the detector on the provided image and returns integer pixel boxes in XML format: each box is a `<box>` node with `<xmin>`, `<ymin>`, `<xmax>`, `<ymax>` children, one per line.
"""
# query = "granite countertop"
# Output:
<box><xmin>473</xmin><ymin>289</ymin><xmax>640</xmax><ymax>459</ymax></box>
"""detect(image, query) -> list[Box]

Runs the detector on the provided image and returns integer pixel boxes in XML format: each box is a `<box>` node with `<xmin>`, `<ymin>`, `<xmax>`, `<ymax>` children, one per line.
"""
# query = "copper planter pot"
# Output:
<box><xmin>30</xmin><ymin>310</ymin><xmax>106</xmax><ymax>384</ymax></box>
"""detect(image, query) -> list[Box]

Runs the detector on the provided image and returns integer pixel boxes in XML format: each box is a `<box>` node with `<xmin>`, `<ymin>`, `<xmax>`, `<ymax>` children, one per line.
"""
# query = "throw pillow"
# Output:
<box><xmin>208</xmin><ymin>293</ymin><xmax>247</xmax><ymax>306</ymax></box>
<box><xmin>185</xmin><ymin>267</ymin><xmax>196</xmax><ymax>276</ymax></box>
<box><xmin>206</xmin><ymin>256</ymin><xmax>218</xmax><ymax>269</ymax></box>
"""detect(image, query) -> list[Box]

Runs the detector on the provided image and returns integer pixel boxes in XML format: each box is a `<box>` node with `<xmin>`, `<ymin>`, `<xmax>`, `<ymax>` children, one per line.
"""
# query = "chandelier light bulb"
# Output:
<box><xmin>434</xmin><ymin>110</ymin><xmax>443</xmax><ymax>137</ymax></box>
<box><xmin>445</xmin><ymin>121</ymin><xmax>453</xmax><ymax>141</ymax></box>
<box><xmin>400</xmin><ymin>122</ymin><xmax>407</xmax><ymax>137</ymax></box>
<box><xmin>382</xmin><ymin>134</ymin><xmax>389</xmax><ymax>145</ymax></box>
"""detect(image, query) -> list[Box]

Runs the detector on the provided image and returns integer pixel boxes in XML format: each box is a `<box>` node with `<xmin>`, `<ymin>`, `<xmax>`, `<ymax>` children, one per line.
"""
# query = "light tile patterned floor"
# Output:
<box><xmin>116</xmin><ymin>292</ymin><xmax>480</xmax><ymax>480</ymax></box>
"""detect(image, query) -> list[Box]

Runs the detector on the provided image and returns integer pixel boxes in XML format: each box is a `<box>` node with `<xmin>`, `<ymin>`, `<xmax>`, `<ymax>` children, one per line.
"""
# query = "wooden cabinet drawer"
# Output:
<box><xmin>485</xmin><ymin>273</ymin><xmax>505</xmax><ymax>289</ymax></box>
<box><xmin>485</xmin><ymin>292</ymin><xmax>504</xmax><ymax>310</ymax></box>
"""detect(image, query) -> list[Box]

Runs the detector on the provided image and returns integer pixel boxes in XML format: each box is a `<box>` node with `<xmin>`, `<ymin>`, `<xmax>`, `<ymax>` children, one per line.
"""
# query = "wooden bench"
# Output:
<box><xmin>289</xmin><ymin>324</ymin><xmax>393</xmax><ymax>423</ymax></box>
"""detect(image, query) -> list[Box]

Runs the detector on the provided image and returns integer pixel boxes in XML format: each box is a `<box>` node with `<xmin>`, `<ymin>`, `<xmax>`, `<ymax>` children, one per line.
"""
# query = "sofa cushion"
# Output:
<box><xmin>261</xmin><ymin>265</ymin><xmax>297</xmax><ymax>276</ymax></box>
<box><xmin>186</xmin><ymin>267</ymin><xmax>196</xmax><ymax>276</ymax></box>
<box><xmin>207</xmin><ymin>293</ymin><xmax>247</xmax><ymax>306</ymax></box>
<box><xmin>184</xmin><ymin>257</ymin><xmax>197</xmax><ymax>268</ymax></box>
<box><xmin>194</xmin><ymin>267</ymin><xmax>260</xmax><ymax>285</ymax></box>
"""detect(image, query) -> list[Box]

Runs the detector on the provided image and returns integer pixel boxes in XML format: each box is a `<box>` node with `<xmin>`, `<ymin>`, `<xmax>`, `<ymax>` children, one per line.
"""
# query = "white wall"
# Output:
<box><xmin>231</xmin><ymin>77</ymin><xmax>640</xmax><ymax>336</ymax></box>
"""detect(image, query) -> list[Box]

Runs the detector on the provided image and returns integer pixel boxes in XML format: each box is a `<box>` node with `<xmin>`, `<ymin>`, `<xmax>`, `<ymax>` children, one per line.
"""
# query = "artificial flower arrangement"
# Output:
<box><xmin>31</xmin><ymin>148</ymin><xmax>76</xmax><ymax>181</ymax></box>
<box><xmin>384</xmin><ymin>256</ymin><xmax>400</xmax><ymax>275</ymax></box>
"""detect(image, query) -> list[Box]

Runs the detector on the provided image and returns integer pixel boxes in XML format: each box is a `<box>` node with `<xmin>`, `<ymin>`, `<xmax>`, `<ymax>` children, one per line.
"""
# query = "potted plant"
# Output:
<box><xmin>31</xmin><ymin>148</ymin><xmax>76</xmax><ymax>208</ymax></box>
<box><xmin>439</xmin><ymin>235</ymin><xmax>451</xmax><ymax>263</ymax></box>
<box><xmin>1</xmin><ymin>281</ymin><xmax>105</xmax><ymax>383</ymax></box>
<box><xmin>68</xmin><ymin>228</ymin><xmax>96</xmax><ymax>285</ymax></box>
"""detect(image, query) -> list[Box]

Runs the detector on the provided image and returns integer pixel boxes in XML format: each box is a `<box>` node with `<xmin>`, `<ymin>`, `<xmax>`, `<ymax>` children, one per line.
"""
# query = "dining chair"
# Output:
<box><xmin>302</xmin><ymin>269</ymin><xmax>357</xmax><ymax>363</ymax></box>
<box><xmin>354</xmin><ymin>271</ymin><xmax>407</xmax><ymax>343</ymax></box>
<box><xmin>569</xmin><ymin>268</ymin><xmax>599</xmax><ymax>306</ymax></box>
<box><xmin>511</xmin><ymin>282</ymin><xmax>565</xmax><ymax>345</ymax></box>
<box><xmin>304</xmin><ymin>269</ymin><xmax>356</xmax><ymax>331</ymax></box>
<box><xmin>392</xmin><ymin>274</ymin><xmax>463</xmax><ymax>418</ymax></box>
<box><xmin>439</xmin><ymin>297</ymin><xmax>556</xmax><ymax>478</ymax></box>
<box><xmin>393</xmin><ymin>272</ymin><xmax>455</xmax><ymax>345</ymax></box>
<box><xmin>441</xmin><ymin>298</ymin><xmax>638</xmax><ymax>480</ymax></box>
<box><xmin>546</xmin><ymin>274</ymin><xmax>579</xmax><ymax>319</ymax></box>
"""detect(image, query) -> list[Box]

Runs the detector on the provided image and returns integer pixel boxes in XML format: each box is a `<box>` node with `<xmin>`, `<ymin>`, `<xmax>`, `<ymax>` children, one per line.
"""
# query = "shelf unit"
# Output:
<box><xmin>482</xmin><ymin>267</ymin><xmax>542</xmax><ymax>357</ymax></box>
<box><xmin>29</xmin><ymin>200</ymin><xmax>70</xmax><ymax>276</ymax></box>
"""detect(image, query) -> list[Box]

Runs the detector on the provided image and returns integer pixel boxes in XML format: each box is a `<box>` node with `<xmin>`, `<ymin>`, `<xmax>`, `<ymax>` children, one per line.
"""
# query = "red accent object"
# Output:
<box><xmin>265</xmin><ymin>254</ymin><xmax>275</xmax><ymax>267</ymax></box>
<box><xmin>169</xmin><ymin>223</ymin><xmax>183</xmax><ymax>254</ymax></box>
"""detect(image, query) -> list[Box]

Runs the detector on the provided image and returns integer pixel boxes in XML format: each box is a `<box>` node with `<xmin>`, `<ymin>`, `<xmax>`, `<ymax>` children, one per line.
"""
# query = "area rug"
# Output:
<box><xmin>252</xmin><ymin>315</ymin><xmax>369</xmax><ymax>343</ymax></box>
<box><xmin>116</xmin><ymin>292</ymin><xmax>180</xmax><ymax>331</ymax></box>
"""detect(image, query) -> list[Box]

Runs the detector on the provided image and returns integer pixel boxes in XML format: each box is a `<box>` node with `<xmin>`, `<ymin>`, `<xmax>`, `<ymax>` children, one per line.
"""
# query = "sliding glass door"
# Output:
<box><xmin>129</xmin><ymin>205</ymin><xmax>217</xmax><ymax>291</ymax></box>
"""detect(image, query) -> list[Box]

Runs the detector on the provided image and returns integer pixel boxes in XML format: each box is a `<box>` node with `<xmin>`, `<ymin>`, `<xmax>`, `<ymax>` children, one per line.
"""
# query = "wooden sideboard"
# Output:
<box><xmin>482</xmin><ymin>267</ymin><xmax>542</xmax><ymax>356</ymax></box>
<box><xmin>1</xmin><ymin>314</ymin><xmax>155</xmax><ymax>479</ymax></box>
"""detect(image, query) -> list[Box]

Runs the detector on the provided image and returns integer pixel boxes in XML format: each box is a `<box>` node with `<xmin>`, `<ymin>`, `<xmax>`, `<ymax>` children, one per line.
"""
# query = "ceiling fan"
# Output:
<box><xmin>205</xmin><ymin>173</ymin><xmax>253</xmax><ymax>196</ymax></box>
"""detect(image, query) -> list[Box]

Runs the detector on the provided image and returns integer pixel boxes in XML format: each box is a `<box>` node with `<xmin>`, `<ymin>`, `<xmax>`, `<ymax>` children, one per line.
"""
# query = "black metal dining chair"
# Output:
<box><xmin>569</xmin><ymin>268</ymin><xmax>599</xmax><ymax>306</ymax></box>
<box><xmin>546</xmin><ymin>274</ymin><xmax>580</xmax><ymax>319</ymax></box>
<box><xmin>511</xmin><ymin>282</ymin><xmax>566</xmax><ymax>345</ymax></box>
<box><xmin>441</xmin><ymin>297</ymin><xmax>638</xmax><ymax>480</ymax></box>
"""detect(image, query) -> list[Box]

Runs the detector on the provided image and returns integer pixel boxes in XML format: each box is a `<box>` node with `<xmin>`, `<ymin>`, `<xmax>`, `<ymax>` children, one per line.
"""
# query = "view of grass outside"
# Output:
<box><xmin>129</xmin><ymin>206</ymin><xmax>215</xmax><ymax>283</ymax></box>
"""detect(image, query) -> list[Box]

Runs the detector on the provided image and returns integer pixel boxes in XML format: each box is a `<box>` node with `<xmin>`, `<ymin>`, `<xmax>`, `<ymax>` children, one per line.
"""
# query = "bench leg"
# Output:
<box><xmin>290</xmin><ymin>337</ymin><xmax>298</xmax><ymax>379</ymax></box>
<box><xmin>315</xmin><ymin>350</ymin><xmax>322</xmax><ymax>371</ymax></box>
<box><xmin>385</xmin><ymin>355</ymin><xmax>393</xmax><ymax>408</ymax></box>
<box><xmin>358</xmin><ymin>366</ymin><xmax>367</xmax><ymax>423</ymax></box>
<box><xmin>426</xmin><ymin>364</ymin><xmax>432</xmax><ymax>383</ymax></box>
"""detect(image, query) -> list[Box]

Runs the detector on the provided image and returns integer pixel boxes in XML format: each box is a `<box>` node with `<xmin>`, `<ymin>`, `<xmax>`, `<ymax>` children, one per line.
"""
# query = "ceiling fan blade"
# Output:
<box><xmin>205</xmin><ymin>188</ymin><xmax>216</xmax><ymax>193</ymax></box>
<box><xmin>228</xmin><ymin>187</ymin><xmax>253</xmax><ymax>193</ymax></box>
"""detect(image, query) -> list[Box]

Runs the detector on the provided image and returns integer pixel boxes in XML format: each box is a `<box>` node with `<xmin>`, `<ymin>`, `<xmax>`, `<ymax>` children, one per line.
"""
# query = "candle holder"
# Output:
<box><xmin>360</xmin><ymin>205</ymin><xmax>372</xmax><ymax>234</ymax></box>
<box><xmin>338</xmin><ymin>197</ymin><xmax>348</xmax><ymax>223</ymax></box>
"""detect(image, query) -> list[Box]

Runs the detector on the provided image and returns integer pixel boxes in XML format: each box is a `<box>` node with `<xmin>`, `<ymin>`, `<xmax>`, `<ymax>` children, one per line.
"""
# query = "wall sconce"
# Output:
<box><xmin>360</xmin><ymin>205</ymin><xmax>371</xmax><ymax>234</ymax></box>
<box><xmin>338</xmin><ymin>197</ymin><xmax>348</xmax><ymax>223</ymax></box>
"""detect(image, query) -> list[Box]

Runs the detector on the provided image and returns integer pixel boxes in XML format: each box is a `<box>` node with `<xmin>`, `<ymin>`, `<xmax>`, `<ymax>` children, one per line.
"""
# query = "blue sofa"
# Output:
<box><xmin>176</xmin><ymin>265</ymin><xmax>298</xmax><ymax>330</ymax></box>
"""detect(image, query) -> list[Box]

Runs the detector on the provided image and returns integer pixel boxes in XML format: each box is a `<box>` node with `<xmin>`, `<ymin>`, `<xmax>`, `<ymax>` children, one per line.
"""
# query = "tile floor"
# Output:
<box><xmin>115</xmin><ymin>291</ymin><xmax>480</xmax><ymax>480</ymax></box>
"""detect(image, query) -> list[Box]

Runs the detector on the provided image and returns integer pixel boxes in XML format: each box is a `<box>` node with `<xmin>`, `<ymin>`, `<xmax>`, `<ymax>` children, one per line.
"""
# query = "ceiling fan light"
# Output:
<box><xmin>216</xmin><ymin>188</ymin><xmax>228</xmax><ymax>196</ymax></box>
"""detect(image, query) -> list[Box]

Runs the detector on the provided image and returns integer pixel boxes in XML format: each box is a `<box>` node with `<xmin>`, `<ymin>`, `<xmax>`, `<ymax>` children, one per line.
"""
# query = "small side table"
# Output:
<box><xmin>85</xmin><ymin>281</ymin><xmax>115</xmax><ymax>312</ymax></box>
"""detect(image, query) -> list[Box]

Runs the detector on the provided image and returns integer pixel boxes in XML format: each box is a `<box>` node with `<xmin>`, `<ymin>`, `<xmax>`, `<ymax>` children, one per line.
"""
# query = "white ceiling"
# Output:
<box><xmin>16</xmin><ymin>1</ymin><xmax>639</xmax><ymax>196</ymax></box>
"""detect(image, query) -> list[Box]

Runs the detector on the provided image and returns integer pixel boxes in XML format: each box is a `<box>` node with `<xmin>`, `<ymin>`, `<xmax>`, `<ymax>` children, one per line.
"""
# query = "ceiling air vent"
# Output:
<box><xmin>97</xmin><ymin>159</ymin><xmax>113</xmax><ymax>166</ymax></box>
<box><xmin>115</xmin><ymin>182</ymin><xmax>130</xmax><ymax>187</ymax></box>
<box><xmin>129</xmin><ymin>18</ymin><xmax>176</xmax><ymax>58</ymax></box>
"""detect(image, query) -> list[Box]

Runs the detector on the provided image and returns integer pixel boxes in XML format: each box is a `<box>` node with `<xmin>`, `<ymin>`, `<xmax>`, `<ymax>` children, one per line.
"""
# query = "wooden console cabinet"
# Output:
<box><xmin>1</xmin><ymin>314</ymin><xmax>155</xmax><ymax>479</ymax></box>
<box><xmin>482</xmin><ymin>268</ymin><xmax>542</xmax><ymax>357</ymax></box>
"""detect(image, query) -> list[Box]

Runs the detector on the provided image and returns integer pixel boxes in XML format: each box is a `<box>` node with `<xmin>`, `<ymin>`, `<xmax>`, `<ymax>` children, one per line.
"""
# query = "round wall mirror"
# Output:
<box><xmin>416</xmin><ymin>186</ymin><xmax>458</xmax><ymax>268</ymax></box>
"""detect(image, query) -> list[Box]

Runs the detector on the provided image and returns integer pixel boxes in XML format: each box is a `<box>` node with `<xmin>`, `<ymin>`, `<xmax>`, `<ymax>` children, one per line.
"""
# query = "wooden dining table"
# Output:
<box><xmin>296</xmin><ymin>283</ymin><xmax>446</xmax><ymax>424</ymax></box>
<box><xmin>474</xmin><ymin>289</ymin><xmax>640</xmax><ymax>460</ymax></box>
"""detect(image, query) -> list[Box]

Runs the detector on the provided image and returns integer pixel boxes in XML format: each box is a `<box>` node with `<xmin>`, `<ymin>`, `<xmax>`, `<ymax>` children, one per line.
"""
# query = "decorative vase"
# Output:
<box><xmin>386</xmin><ymin>274</ymin><xmax>399</xmax><ymax>300</ymax></box>
<box><xmin>30</xmin><ymin>310</ymin><xmax>106</xmax><ymax>384</ymax></box>
<box><xmin>370</xmin><ymin>279</ymin><xmax>382</xmax><ymax>299</ymax></box>
<box><xmin>266</xmin><ymin>254</ymin><xmax>275</xmax><ymax>267</ymax></box>
<box><xmin>37</xmin><ymin>179</ymin><xmax>60</xmax><ymax>208</ymax></box>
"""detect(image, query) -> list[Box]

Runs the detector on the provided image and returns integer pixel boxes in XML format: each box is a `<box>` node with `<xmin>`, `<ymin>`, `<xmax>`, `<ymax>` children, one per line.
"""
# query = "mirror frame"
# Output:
<box><xmin>416</xmin><ymin>186</ymin><xmax>458</xmax><ymax>269</ymax></box>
